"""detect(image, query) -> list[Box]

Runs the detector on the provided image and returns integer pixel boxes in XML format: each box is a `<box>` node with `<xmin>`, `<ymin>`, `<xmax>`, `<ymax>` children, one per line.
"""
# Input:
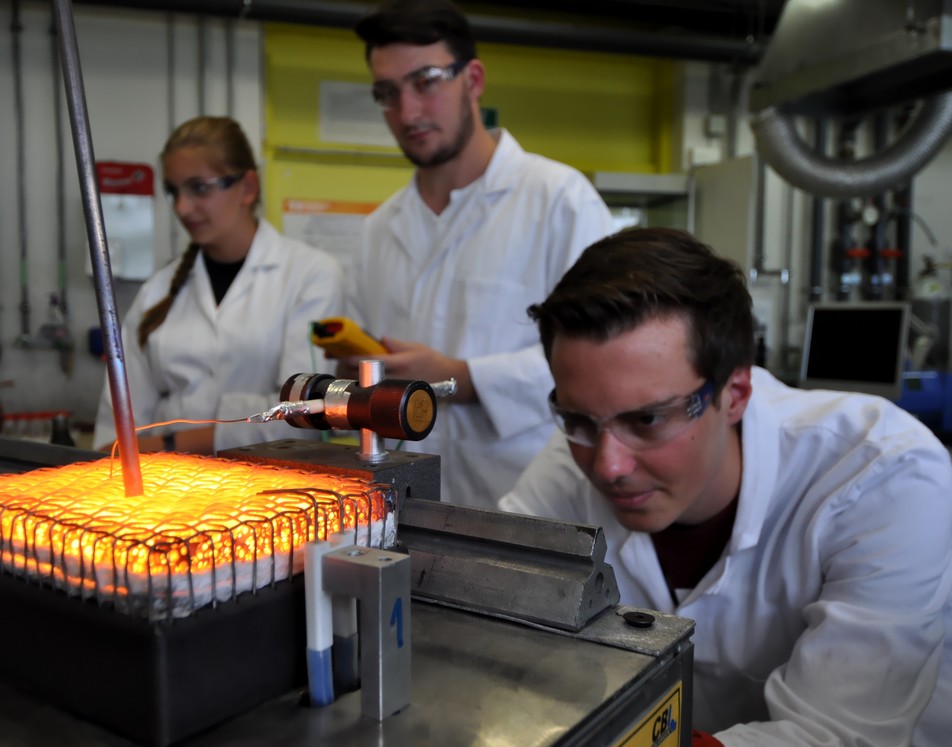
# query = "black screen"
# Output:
<box><xmin>804</xmin><ymin>306</ymin><xmax>905</xmax><ymax>385</ymax></box>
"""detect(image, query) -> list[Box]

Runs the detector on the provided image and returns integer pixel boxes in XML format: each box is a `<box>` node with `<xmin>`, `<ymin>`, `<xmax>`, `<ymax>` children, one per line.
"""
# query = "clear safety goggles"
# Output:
<box><xmin>548</xmin><ymin>379</ymin><xmax>715</xmax><ymax>450</ymax></box>
<box><xmin>371</xmin><ymin>60</ymin><xmax>470</xmax><ymax>111</ymax></box>
<box><xmin>163</xmin><ymin>173</ymin><xmax>245</xmax><ymax>203</ymax></box>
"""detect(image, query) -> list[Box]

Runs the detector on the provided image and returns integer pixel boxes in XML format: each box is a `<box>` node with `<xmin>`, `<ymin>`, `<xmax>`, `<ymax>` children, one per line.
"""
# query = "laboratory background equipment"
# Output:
<box><xmin>799</xmin><ymin>302</ymin><xmax>911</xmax><ymax>401</ymax></box>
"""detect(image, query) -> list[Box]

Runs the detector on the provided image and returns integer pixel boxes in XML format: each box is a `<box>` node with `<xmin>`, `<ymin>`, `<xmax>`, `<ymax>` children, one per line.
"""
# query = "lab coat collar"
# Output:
<box><xmin>196</xmin><ymin>218</ymin><xmax>281</xmax><ymax>315</ymax></box>
<box><xmin>241</xmin><ymin>218</ymin><xmax>282</xmax><ymax>270</ymax></box>
<box><xmin>386</xmin><ymin>129</ymin><xmax>523</xmax><ymax>258</ymax></box>
<box><xmin>731</xmin><ymin>366</ymin><xmax>782</xmax><ymax>552</ymax></box>
<box><xmin>658</xmin><ymin>368</ymin><xmax>780</xmax><ymax>605</ymax></box>
<box><xmin>480</xmin><ymin>128</ymin><xmax>524</xmax><ymax>200</ymax></box>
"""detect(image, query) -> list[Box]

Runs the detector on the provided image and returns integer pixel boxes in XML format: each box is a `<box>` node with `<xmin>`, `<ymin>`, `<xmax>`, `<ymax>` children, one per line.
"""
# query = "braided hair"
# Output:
<box><xmin>137</xmin><ymin>116</ymin><xmax>258</xmax><ymax>348</ymax></box>
<box><xmin>137</xmin><ymin>243</ymin><xmax>200</xmax><ymax>347</ymax></box>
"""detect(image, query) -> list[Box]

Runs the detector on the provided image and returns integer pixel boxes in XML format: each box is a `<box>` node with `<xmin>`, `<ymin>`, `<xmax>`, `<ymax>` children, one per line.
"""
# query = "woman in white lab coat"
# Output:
<box><xmin>93</xmin><ymin>116</ymin><xmax>342</xmax><ymax>453</ymax></box>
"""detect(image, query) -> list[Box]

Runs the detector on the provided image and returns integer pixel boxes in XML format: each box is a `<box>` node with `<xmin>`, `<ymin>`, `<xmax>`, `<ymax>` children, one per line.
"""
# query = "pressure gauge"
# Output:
<box><xmin>861</xmin><ymin>203</ymin><xmax>880</xmax><ymax>226</ymax></box>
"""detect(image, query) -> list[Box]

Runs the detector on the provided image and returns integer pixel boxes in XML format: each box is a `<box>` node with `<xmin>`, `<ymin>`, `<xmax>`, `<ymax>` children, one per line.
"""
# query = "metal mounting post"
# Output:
<box><xmin>322</xmin><ymin>545</ymin><xmax>412</xmax><ymax>720</ymax></box>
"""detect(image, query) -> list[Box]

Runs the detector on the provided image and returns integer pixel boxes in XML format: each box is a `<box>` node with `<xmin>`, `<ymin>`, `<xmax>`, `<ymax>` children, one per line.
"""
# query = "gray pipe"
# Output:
<box><xmin>750</xmin><ymin>93</ymin><xmax>952</xmax><ymax>199</ymax></box>
<box><xmin>52</xmin><ymin>0</ymin><xmax>143</xmax><ymax>496</ymax></box>
<box><xmin>71</xmin><ymin>0</ymin><xmax>764</xmax><ymax>64</ymax></box>
<box><xmin>808</xmin><ymin>117</ymin><xmax>828</xmax><ymax>302</ymax></box>
<box><xmin>12</xmin><ymin>0</ymin><xmax>31</xmax><ymax>341</ymax></box>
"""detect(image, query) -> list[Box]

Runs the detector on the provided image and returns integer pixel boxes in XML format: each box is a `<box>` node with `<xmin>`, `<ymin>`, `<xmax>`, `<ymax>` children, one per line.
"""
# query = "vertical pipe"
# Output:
<box><xmin>752</xmin><ymin>156</ymin><xmax>767</xmax><ymax>273</ymax></box>
<box><xmin>780</xmin><ymin>181</ymin><xmax>795</xmax><ymax>370</ymax></box>
<box><xmin>197</xmin><ymin>14</ymin><xmax>206</xmax><ymax>115</ymax></box>
<box><xmin>51</xmin><ymin>0</ymin><xmax>142</xmax><ymax>496</ymax></box>
<box><xmin>12</xmin><ymin>0</ymin><xmax>31</xmax><ymax>341</ymax></box>
<box><xmin>892</xmin><ymin>105</ymin><xmax>916</xmax><ymax>301</ymax></box>
<box><xmin>832</xmin><ymin>118</ymin><xmax>861</xmax><ymax>302</ymax></box>
<box><xmin>866</xmin><ymin>112</ymin><xmax>889</xmax><ymax>301</ymax></box>
<box><xmin>809</xmin><ymin>118</ymin><xmax>827</xmax><ymax>303</ymax></box>
<box><xmin>833</xmin><ymin>198</ymin><xmax>852</xmax><ymax>302</ymax></box>
<box><xmin>50</xmin><ymin>17</ymin><xmax>68</xmax><ymax>320</ymax></box>
<box><xmin>726</xmin><ymin>64</ymin><xmax>743</xmax><ymax>159</ymax></box>
<box><xmin>894</xmin><ymin>183</ymin><xmax>913</xmax><ymax>300</ymax></box>
<box><xmin>225</xmin><ymin>18</ymin><xmax>235</xmax><ymax>116</ymax></box>
<box><xmin>166</xmin><ymin>13</ymin><xmax>179</xmax><ymax>261</ymax></box>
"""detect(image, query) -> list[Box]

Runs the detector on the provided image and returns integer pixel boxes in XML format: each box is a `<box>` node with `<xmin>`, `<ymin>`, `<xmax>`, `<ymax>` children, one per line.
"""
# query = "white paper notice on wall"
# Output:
<box><xmin>319</xmin><ymin>81</ymin><xmax>398</xmax><ymax>148</ymax></box>
<box><xmin>282</xmin><ymin>199</ymin><xmax>378</xmax><ymax>276</ymax></box>
<box><xmin>86</xmin><ymin>161</ymin><xmax>155</xmax><ymax>281</ymax></box>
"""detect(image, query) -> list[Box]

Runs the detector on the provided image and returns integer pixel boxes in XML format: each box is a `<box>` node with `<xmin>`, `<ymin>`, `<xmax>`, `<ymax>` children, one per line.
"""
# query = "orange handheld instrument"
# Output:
<box><xmin>310</xmin><ymin>317</ymin><xmax>388</xmax><ymax>357</ymax></box>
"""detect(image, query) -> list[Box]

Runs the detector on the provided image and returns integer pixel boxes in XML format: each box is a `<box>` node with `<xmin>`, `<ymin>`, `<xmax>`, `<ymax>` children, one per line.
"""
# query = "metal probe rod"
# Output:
<box><xmin>51</xmin><ymin>0</ymin><xmax>143</xmax><ymax>496</ymax></box>
<box><xmin>358</xmin><ymin>359</ymin><xmax>386</xmax><ymax>463</ymax></box>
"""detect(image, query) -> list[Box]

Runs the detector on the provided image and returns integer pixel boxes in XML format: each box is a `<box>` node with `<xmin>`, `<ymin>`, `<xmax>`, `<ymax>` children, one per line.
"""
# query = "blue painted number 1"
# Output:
<box><xmin>390</xmin><ymin>597</ymin><xmax>405</xmax><ymax>648</ymax></box>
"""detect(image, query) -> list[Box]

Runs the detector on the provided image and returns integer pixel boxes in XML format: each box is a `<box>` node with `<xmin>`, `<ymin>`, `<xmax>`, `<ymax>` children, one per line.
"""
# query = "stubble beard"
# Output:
<box><xmin>402</xmin><ymin>93</ymin><xmax>475</xmax><ymax>169</ymax></box>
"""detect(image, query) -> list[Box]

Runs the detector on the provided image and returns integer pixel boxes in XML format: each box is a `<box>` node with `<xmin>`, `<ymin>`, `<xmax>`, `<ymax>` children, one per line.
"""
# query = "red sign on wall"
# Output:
<box><xmin>96</xmin><ymin>161</ymin><xmax>154</xmax><ymax>196</ymax></box>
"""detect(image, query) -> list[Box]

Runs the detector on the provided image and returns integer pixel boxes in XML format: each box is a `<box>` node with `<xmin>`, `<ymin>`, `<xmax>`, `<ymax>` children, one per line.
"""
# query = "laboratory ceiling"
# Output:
<box><xmin>72</xmin><ymin>0</ymin><xmax>788</xmax><ymax>65</ymax></box>
<box><xmin>483</xmin><ymin>0</ymin><xmax>784</xmax><ymax>41</ymax></box>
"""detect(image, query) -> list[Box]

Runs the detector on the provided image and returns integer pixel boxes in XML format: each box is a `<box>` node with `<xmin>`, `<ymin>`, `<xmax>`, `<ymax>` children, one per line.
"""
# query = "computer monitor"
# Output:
<box><xmin>799</xmin><ymin>302</ymin><xmax>911</xmax><ymax>400</ymax></box>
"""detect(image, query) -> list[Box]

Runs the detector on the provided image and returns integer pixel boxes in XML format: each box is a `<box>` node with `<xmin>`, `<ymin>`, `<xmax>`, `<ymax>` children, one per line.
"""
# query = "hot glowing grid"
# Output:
<box><xmin>0</xmin><ymin>453</ymin><xmax>395</xmax><ymax>619</ymax></box>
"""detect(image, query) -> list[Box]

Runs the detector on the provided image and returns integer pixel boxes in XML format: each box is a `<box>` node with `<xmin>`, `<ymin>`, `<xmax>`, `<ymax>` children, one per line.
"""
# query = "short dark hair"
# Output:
<box><xmin>528</xmin><ymin>227</ymin><xmax>755</xmax><ymax>395</ymax></box>
<box><xmin>355</xmin><ymin>0</ymin><xmax>477</xmax><ymax>62</ymax></box>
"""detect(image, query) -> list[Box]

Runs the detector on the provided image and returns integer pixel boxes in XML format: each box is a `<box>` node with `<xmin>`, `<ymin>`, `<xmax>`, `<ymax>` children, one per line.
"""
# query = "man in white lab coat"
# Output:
<box><xmin>500</xmin><ymin>227</ymin><xmax>952</xmax><ymax>747</ymax></box>
<box><xmin>340</xmin><ymin>0</ymin><xmax>615</xmax><ymax>508</ymax></box>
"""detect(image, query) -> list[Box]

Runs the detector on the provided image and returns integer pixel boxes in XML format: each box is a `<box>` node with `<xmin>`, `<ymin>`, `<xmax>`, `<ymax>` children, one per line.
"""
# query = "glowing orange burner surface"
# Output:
<box><xmin>0</xmin><ymin>453</ymin><xmax>395</xmax><ymax>619</ymax></box>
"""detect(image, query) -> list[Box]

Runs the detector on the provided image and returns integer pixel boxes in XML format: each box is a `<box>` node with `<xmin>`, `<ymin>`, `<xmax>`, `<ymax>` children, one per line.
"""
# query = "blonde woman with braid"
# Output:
<box><xmin>93</xmin><ymin>116</ymin><xmax>342</xmax><ymax>453</ymax></box>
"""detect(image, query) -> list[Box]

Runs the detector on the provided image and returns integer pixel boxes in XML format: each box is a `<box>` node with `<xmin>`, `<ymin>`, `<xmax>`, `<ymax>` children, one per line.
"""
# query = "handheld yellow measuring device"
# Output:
<box><xmin>311</xmin><ymin>317</ymin><xmax>388</xmax><ymax>357</ymax></box>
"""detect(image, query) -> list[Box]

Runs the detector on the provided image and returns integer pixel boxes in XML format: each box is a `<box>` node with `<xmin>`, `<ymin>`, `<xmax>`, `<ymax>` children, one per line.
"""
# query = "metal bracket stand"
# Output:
<box><xmin>322</xmin><ymin>546</ymin><xmax>412</xmax><ymax>721</ymax></box>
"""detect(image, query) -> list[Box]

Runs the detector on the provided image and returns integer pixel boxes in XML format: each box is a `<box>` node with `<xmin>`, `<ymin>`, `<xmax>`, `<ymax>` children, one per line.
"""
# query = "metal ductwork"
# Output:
<box><xmin>72</xmin><ymin>0</ymin><xmax>765</xmax><ymax>64</ymax></box>
<box><xmin>749</xmin><ymin>0</ymin><xmax>952</xmax><ymax>198</ymax></box>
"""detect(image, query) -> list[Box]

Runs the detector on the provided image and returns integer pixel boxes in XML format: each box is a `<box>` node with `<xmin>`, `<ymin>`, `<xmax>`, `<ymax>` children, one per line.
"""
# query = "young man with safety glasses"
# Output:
<box><xmin>336</xmin><ymin>0</ymin><xmax>615</xmax><ymax>510</ymax></box>
<box><xmin>501</xmin><ymin>227</ymin><xmax>952</xmax><ymax>747</ymax></box>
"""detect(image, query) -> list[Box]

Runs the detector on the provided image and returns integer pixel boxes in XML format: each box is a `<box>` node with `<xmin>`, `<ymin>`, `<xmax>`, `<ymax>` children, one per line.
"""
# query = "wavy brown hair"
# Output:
<box><xmin>137</xmin><ymin>116</ymin><xmax>258</xmax><ymax>348</ymax></box>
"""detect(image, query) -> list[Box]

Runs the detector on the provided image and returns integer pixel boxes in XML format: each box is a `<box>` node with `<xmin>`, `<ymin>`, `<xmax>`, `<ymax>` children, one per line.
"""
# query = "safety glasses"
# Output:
<box><xmin>371</xmin><ymin>60</ymin><xmax>470</xmax><ymax>110</ymax></box>
<box><xmin>163</xmin><ymin>173</ymin><xmax>245</xmax><ymax>203</ymax></box>
<box><xmin>549</xmin><ymin>380</ymin><xmax>715</xmax><ymax>450</ymax></box>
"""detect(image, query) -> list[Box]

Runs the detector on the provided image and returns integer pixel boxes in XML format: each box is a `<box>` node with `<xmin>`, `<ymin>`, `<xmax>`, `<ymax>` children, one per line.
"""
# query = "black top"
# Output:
<box><xmin>651</xmin><ymin>494</ymin><xmax>739</xmax><ymax>605</ymax></box>
<box><xmin>203</xmin><ymin>252</ymin><xmax>245</xmax><ymax>305</ymax></box>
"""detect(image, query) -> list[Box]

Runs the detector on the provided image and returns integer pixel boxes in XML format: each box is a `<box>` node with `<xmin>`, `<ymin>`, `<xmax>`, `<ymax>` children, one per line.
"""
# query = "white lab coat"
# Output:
<box><xmin>500</xmin><ymin>367</ymin><xmax>952</xmax><ymax>747</ymax></box>
<box><xmin>347</xmin><ymin>129</ymin><xmax>615</xmax><ymax>508</ymax></box>
<box><xmin>93</xmin><ymin>219</ymin><xmax>343</xmax><ymax>452</ymax></box>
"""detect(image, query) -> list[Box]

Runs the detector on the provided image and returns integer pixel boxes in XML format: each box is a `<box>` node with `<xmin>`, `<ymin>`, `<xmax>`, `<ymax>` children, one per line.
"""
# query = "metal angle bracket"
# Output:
<box><xmin>397</xmin><ymin>499</ymin><xmax>620</xmax><ymax>632</ymax></box>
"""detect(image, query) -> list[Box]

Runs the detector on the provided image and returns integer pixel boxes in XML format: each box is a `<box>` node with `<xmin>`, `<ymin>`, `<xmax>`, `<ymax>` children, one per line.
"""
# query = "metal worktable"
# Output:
<box><xmin>0</xmin><ymin>600</ymin><xmax>692</xmax><ymax>747</ymax></box>
<box><xmin>0</xmin><ymin>437</ymin><xmax>695</xmax><ymax>747</ymax></box>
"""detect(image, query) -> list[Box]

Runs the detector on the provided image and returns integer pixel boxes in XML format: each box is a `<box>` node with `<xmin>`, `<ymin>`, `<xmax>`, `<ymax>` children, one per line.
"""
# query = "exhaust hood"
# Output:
<box><xmin>748</xmin><ymin>0</ymin><xmax>952</xmax><ymax>198</ymax></box>
<box><xmin>750</xmin><ymin>0</ymin><xmax>952</xmax><ymax>115</ymax></box>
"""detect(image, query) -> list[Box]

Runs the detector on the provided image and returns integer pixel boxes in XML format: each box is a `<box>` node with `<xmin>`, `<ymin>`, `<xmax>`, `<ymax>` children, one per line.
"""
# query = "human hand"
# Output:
<box><xmin>339</xmin><ymin>336</ymin><xmax>474</xmax><ymax>403</ymax></box>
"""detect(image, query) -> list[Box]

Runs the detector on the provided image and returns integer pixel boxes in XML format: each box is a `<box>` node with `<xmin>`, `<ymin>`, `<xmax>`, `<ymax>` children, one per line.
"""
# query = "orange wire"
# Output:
<box><xmin>108</xmin><ymin>417</ymin><xmax>249</xmax><ymax>472</ymax></box>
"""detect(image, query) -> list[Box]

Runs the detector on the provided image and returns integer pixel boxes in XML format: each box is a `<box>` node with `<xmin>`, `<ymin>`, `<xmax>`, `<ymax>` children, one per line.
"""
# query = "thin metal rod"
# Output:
<box><xmin>357</xmin><ymin>360</ymin><xmax>386</xmax><ymax>463</ymax></box>
<box><xmin>51</xmin><ymin>0</ymin><xmax>143</xmax><ymax>496</ymax></box>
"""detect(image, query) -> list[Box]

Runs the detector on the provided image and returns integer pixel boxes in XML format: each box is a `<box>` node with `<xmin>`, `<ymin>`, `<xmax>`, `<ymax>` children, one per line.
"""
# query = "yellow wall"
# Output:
<box><xmin>262</xmin><ymin>24</ymin><xmax>674</xmax><ymax>225</ymax></box>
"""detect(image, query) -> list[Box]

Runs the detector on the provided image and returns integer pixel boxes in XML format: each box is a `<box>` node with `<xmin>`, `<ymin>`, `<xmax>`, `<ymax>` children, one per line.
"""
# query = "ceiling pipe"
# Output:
<box><xmin>750</xmin><ymin>94</ymin><xmax>952</xmax><ymax>200</ymax></box>
<box><xmin>72</xmin><ymin>0</ymin><xmax>765</xmax><ymax>64</ymax></box>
